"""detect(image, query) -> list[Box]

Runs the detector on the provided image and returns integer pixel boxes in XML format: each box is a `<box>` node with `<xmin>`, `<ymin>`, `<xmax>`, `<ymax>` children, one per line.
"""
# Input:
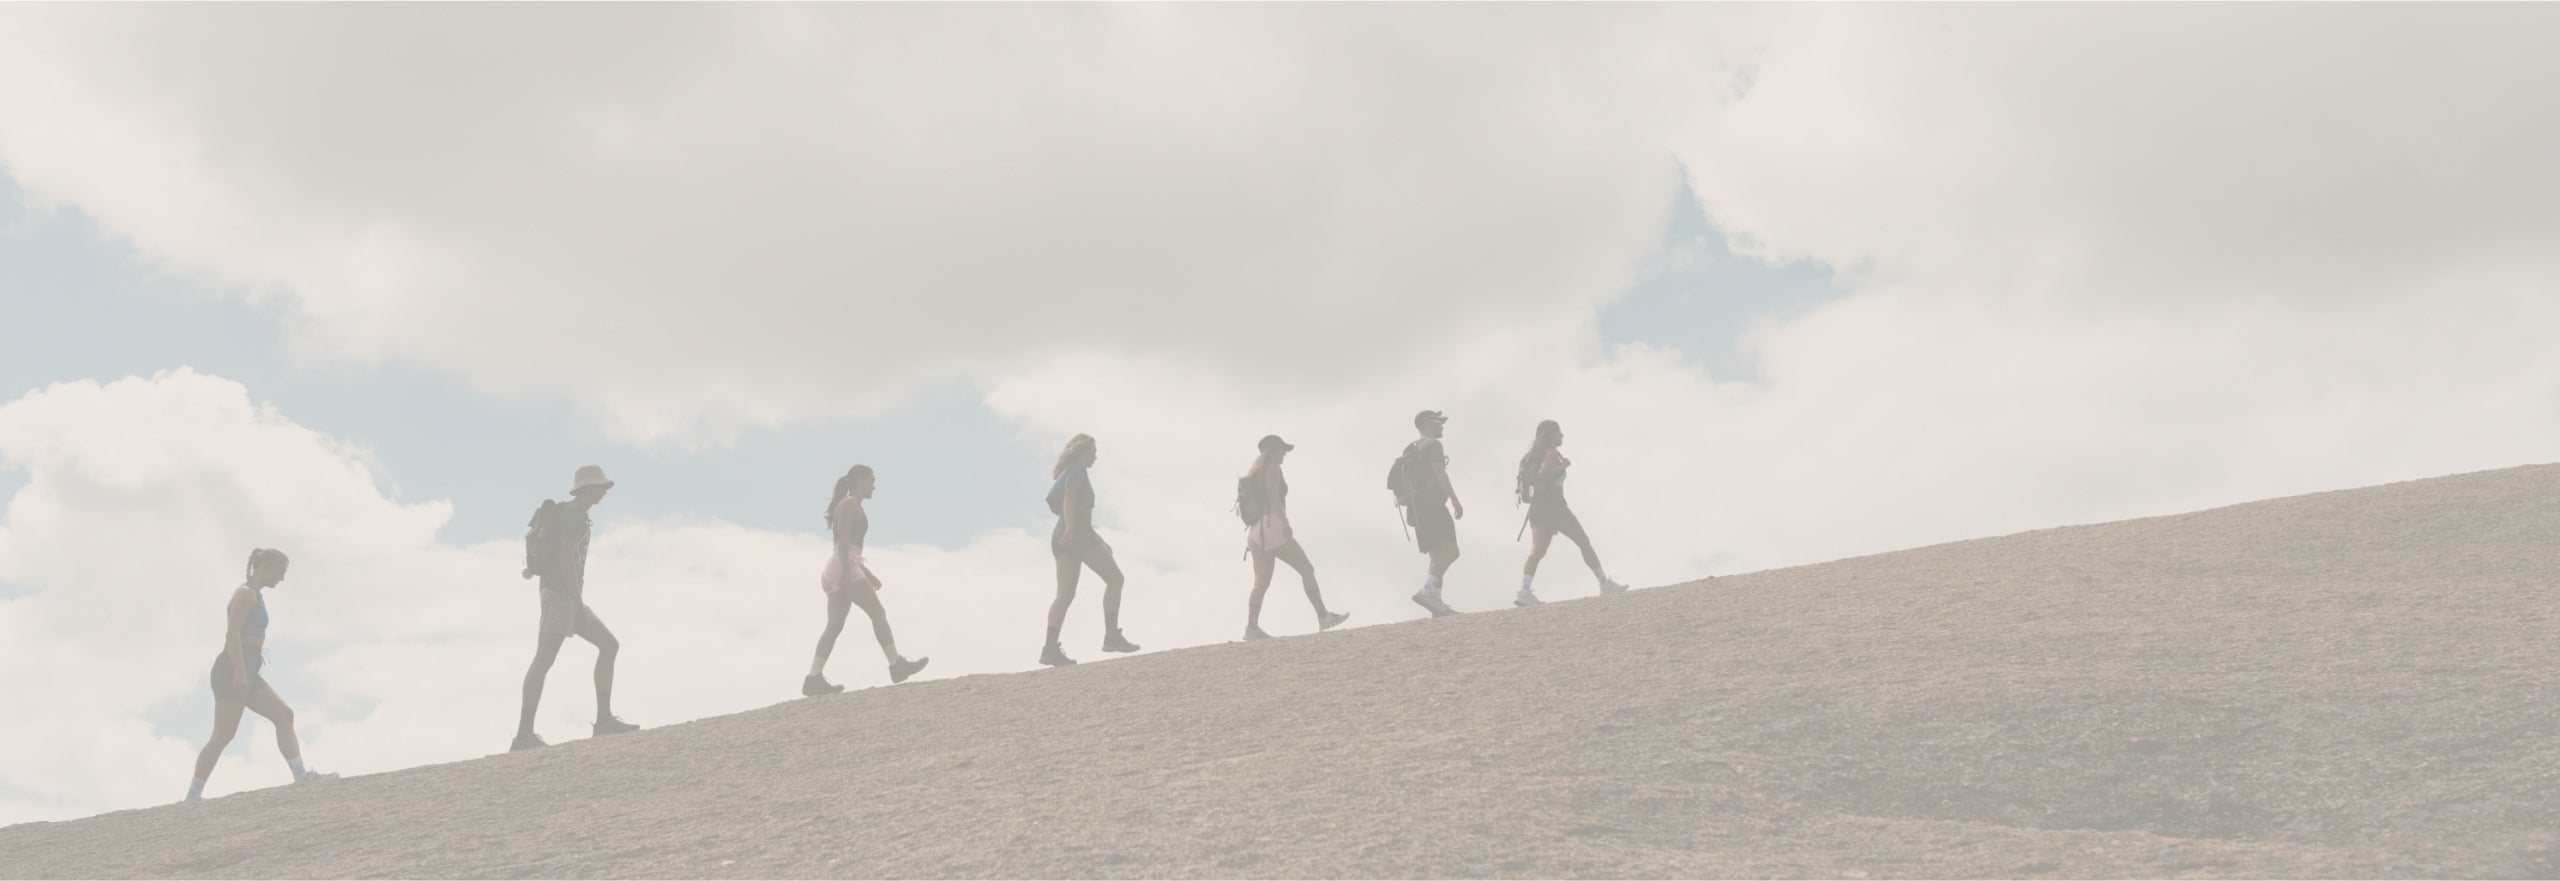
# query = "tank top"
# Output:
<box><xmin>242</xmin><ymin>588</ymin><xmax>270</xmax><ymax>639</ymax></box>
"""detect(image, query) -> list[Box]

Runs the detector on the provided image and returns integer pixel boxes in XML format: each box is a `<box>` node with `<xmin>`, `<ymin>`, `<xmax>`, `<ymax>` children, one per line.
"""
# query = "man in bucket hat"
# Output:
<box><xmin>513</xmin><ymin>464</ymin><xmax>640</xmax><ymax>751</ymax></box>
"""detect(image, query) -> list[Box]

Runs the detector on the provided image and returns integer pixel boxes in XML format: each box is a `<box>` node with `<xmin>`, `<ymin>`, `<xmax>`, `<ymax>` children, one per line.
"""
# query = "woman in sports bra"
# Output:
<box><xmin>1041</xmin><ymin>434</ymin><xmax>1138</xmax><ymax>667</ymax></box>
<box><xmin>806</xmin><ymin>465</ymin><xmax>930</xmax><ymax>696</ymax></box>
<box><xmin>1514</xmin><ymin>420</ymin><xmax>1629</xmax><ymax>606</ymax></box>
<box><xmin>1240</xmin><ymin>434</ymin><xmax>1349</xmax><ymax>640</ymax></box>
<box><xmin>188</xmin><ymin>548</ymin><xmax>333</xmax><ymax>801</ymax></box>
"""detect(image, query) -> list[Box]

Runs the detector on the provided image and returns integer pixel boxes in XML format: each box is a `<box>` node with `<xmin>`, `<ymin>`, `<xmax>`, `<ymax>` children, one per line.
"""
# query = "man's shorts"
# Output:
<box><xmin>1408</xmin><ymin>501</ymin><xmax>1457</xmax><ymax>555</ymax></box>
<box><xmin>538</xmin><ymin>585</ymin><xmax>606</xmax><ymax>642</ymax></box>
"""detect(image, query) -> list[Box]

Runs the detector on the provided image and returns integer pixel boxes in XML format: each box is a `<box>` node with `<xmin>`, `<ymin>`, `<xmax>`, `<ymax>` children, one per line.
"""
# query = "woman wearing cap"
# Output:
<box><xmin>805</xmin><ymin>465</ymin><xmax>930</xmax><ymax>696</ymax></box>
<box><xmin>188</xmin><ymin>548</ymin><xmax>334</xmax><ymax>801</ymax></box>
<box><xmin>1042</xmin><ymin>434</ymin><xmax>1138</xmax><ymax>666</ymax></box>
<box><xmin>1240</xmin><ymin>434</ymin><xmax>1350</xmax><ymax>640</ymax></box>
<box><xmin>1513</xmin><ymin>419</ymin><xmax>1628</xmax><ymax>606</ymax></box>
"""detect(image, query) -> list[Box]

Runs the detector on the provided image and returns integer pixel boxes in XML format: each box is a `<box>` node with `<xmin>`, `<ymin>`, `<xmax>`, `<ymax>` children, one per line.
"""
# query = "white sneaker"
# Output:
<box><xmin>1599</xmin><ymin>577</ymin><xmax>1629</xmax><ymax>594</ymax></box>
<box><xmin>1411</xmin><ymin>591</ymin><xmax>1457</xmax><ymax>617</ymax></box>
<box><xmin>1514</xmin><ymin>590</ymin><xmax>1542</xmax><ymax>607</ymax></box>
<box><xmin>296</xmin><ymin>770</ymin><xmax>338</xmax><ymax>784</ymax></box>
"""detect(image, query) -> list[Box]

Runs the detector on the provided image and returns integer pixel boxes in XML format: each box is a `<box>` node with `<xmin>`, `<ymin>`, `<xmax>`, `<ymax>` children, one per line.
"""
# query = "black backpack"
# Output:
<box><xmin>522</xmin><ymin>500</ymin><xmax>560</xmax><ymax>581</ymax></box>
<box><xmin>1385</xmin><ymin>440</ymin><xmax>1428</xmax><ymax>508</ymax></box>
<box><xmin>1236</xmin><ymin>475</ymin><xmax>1266</xmax><ymax>526</ymax></box>
<box><xmin>1237</xmin><ymin>469</ymin><xmax>1287</xmax><ymax>526</ymax></box>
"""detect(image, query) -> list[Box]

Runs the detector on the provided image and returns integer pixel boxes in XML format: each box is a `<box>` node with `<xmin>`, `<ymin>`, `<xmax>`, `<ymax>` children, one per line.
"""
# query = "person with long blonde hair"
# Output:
<box><xmin>1238</xmin><ymin>434</ymin><xmax>1349</xmax><ymax>640</ymax></box>
<box><xmin>805</xmin><ymin>464</ymin><xmax>929</xmax><ymax>696</ymax></box>
<box><xmin>1040</xmin><ymin>434</ymin><xmax>1138</xmax><ymax>666</ymax></box>
<box><xmin>1513</xmin><ymin>419</ymin><xmax>1628</xmax><ymax>606</ymax></box>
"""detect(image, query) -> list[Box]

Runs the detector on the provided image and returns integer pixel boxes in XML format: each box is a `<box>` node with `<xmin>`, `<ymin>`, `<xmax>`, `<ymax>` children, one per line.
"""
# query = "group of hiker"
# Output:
<box><xmin>183</xmin><ymin>410</ymin><xmax>1628</xmax><ymax>801</ymax></box>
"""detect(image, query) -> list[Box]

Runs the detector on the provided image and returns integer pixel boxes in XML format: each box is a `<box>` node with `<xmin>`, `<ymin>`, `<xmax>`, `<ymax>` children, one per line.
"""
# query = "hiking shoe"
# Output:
<box><xmin>890</xmin><ymin>656</ymin><xmax>930</xmax><ymax>684</ymax></box>
<box><xmin>296</xmin><ymin>770</ymin><xmax>339</xmax><ymax>784</ymax></box>
<box><xmin>593</xmin><ymin>716</ymin><xmax>640</xmax><ymax>737</ymax></box>
<box><xmin>803</xmin><ymin>674</ymin><xmax>845</xmax><ymax>697</ymax></box>
<box><xmin>1102</xmin><ymin>630</ymin><xmax>1140</xmax><ymax>653</ymax></box>
<box><xmin>1318</xmin><ymin>611</ymin><xmax>1351</xmax><ymax>631</ymax></box>
<box><xmin>1244</xmin><ymin>624</ymin><xmax>1272</xmax><ymax>641</ymax></box>
<box><xmin>1514</xmin><ymin>590</ymin><xmax>1542</xmax><ymax>608</ymax></box>
<box><xmin>510</xmin><ymin>732</ymin><xmax>548</xmax><ymax>753</ymax></box>
<box><xmin>1599</xmin><ymin>577</ymin><xmax>1630</xmax><ymax>594</ymax></box>
<box><xmin>1411</xmin><ymin>590</ymin><xmax>1457</xmax><ymax>617</ymax></box>
<box><xmin>1040</xmin><ymin>643</ymin><xmax>1077</xmax><ymax>667</ymax></box>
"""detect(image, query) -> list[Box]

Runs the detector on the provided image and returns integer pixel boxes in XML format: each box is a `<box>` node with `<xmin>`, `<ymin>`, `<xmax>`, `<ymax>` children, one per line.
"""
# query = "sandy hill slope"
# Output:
<box><xmin>5</xmin><ymin>465</ymin><xmax>2557</xmax><ymax>879</ymax></box>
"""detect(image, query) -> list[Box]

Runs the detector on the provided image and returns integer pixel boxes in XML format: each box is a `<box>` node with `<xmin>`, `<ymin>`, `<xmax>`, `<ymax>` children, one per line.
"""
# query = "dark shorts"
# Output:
<box><xmin>1408</xmin><ymin>501</ymin><xmax>1457</xmax><ymax>555</ymax></box>
<box><xmin>538</xmin><ymin>586</ymin><xmax>607</xmax><ymax>642</ymax></box>
<box><xmin>210</xmin><ymin>650</ymin><xmax>268</xmax><ymax>701</ymax></box>
<box><xmin>1052</xmin><ymin>519</ymin><xmax>1108</xmax><ymax>557</ymax></box>
<box><xmin>1529</xmin><ymin>497</ymin><xmax>1580</xmax><ymax>532</ymax></box>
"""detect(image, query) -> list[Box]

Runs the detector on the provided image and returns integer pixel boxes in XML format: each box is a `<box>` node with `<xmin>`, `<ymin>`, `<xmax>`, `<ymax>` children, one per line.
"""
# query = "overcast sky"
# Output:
<box><xmin>3</xmin><ymin>4</ymin><xmax>2556</xmax><ymax>825</ymax></box>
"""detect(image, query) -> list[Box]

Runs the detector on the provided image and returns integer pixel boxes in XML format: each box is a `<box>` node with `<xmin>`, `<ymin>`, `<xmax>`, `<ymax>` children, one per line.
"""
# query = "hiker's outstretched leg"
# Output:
<box><xmin>848</xmin><ymin>586</ymin><xmax>901</xmax><ymax>665</ymax></box>
<box><xmin>518</xmin><ymin>633</ymin><xmax>565</xmax><ymax>738</ymax></box>
<box><xmin>1248</xmin><ymin>546</ymin><xmax>1278</xmax><ymax>630</ymax></box>
<box><xmin>1090</xmin><ymin>547</ymin><xmax>1128</xmax><ymax>636</ymax></box>
<box><xmin>577</xmin><ymin>610</ymin><xmax>619</xmax><ymax>720</ymax></box>
<box><xmin>1276</xmin><ymin>542</ymin><xmax>1328</xmax><ymax>618</ymax></box>
<box><xmin>811</xmin><ymin>590</ymin><xmax>851</xmax><ymax>676</ymax></box>
<box><xmin>1047</xmin><ymin>554</ymin><xmax>1081</xmax><ymax>648</ymax></box>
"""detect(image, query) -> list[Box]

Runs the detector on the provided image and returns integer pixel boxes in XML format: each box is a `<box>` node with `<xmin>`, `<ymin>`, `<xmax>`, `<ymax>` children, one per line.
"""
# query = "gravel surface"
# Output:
<box><xmin>4</xmin><ymin>464</ymin><xmax>2555</xmax><ymax>879</ymax></box>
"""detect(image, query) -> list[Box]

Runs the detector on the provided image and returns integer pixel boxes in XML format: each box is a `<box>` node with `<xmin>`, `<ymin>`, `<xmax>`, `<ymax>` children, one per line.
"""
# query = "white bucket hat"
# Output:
<box><xmin>571</xmin><ymin>464</ymin><xmax>616</xmax><ymax>494</ymax></box>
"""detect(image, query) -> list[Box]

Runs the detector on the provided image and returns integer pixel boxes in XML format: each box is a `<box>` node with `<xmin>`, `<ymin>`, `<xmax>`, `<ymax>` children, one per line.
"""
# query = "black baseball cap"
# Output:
<box><xmin>1413</xmin><ymin>409</ymin><xmax>1448</xmax><ymax>429</ymax></box>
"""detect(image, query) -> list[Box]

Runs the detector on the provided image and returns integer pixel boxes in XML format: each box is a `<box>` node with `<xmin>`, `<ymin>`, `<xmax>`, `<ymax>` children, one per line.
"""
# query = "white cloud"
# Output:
<box><xmin>0</xmin><ymin>4</ymin><xmax>1733</xmax><ymax>443</ymax></box>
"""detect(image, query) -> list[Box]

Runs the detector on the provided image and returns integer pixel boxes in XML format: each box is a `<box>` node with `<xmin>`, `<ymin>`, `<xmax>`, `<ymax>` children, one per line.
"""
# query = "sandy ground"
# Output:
<box><xmin>3</xmin><ymin>464</ymin><xmax>2555</xmax><ymax>879</ymax></box>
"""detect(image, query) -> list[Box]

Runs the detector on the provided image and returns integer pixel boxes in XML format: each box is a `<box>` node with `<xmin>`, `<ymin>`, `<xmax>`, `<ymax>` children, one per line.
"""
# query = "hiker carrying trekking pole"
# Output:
<box><xmin>1513</xmin><ymin>420</ymin><xmax>1629</xmax><ymax>606</ymax></box>
<box><xmin>1388</xmin><ymin>410</ymin><xmax>1464</xmax><ymax>617</ymax></box>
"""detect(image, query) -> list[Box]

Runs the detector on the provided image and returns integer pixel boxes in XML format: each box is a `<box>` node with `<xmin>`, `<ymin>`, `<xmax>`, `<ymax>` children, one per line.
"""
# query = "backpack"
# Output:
<box><xmin>1236</xmin><ymin>475</ymin><xmax>1267</xmax><ymax>526</ymax></box>
<box><xmin>1516</xmin><ymin>454</ymin><xmax>1540</xmax><ymax>506</ymax></box>
<box><xmin>522</xmin><ymin>500</ymin><xmax>561</xmax><ymax>580</ymax></box>
<box><xmin>1237</xmin><ymin>468</ymin><xmax>1286</xmax><ymax>526</ymax></box>
<box><xmin>1385</xmin><ymin>440</ymin><xmax>1428</xmax><ymax>508</ymax></box>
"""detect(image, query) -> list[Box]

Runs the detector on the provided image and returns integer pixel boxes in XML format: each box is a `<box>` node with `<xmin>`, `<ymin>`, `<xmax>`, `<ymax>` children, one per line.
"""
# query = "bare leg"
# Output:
<box><xmin>1047</xmin><ymin>554</ymin><xmax>1081</xmax><ymax>647</ymax></box>
<box><xmin>846</xmin><ymin>587</ymin><xmax>902</xmax><ymax>665</ymax></box>
<box><xmin>1558</xmin><ymin>515</ymin><xmax>1605</xmax><ymax>571</ymax></box>
<box><xmin>1274</xmin><ymin>541</ymin><xmax>1328</xmax><ymax>619</ymax></box>
<box><xmin>193</xmin><ymin>698</ymin><xmax>248</xmax><ymax>784</ymax></box>
<box><xmin>518</xmin><ymin>634</ymin><xmax>567</xmax><ymax>738</ymax></box>
<box><xmin>1523</xmin><ymin>524</ymin><xmax>1558</xmax><ymax>575</ymax></box>
<box><xmin>1088</xmin><ymin>546</ymin><xmax>1128</xmax><ymax>635</ymax></box>
<box><xmin>1428</xmin><ymin>543</ymin><xmax>1460</xmax><ymax>578</ymax></box>
<box><xmin>811</xmin><ymin>592</ymin><xmax>852</xmax><ymax>676</ymax></box>
<box><xmin>576</xmin><ymin>612</ymin><xmax>620</xmax><ymax>720</ymax></box>
<box><xmin>243</xmin><ymin>686</ymin><xmax>302</xmax><ymax>762</ymax></box>
<box><xmin>1248</xmin><ymin>546</ymin><xmax>1278</xmax><ymax>630</ymax></box>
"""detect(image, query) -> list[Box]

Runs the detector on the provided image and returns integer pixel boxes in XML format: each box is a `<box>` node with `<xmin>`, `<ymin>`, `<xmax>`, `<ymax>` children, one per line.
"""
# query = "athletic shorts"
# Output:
<box><xmin>1246</xmin><ymin>515</ymin><xmax>1296</xmax><ymax>555</ymax></box>
<box><xmin>537</xmin><ymin>586</ymin><xmax>607</xmax><ymax>642</ymax></box>
<box><xmin>1408</xmin><ymin>501</ymin><xmax>1457</xmax><ymax>555</ymax></box>
<box><xmin>822</xmin><ymin>554</ymin><xmax>878</xmax><ymax>596</ymax></box>
<box><xmin>1529</xmin><ymin>497</ymin><xmax>1580</xmax><ymax>532</ymax></box>
<box><xmin>210</xmin><ymin>650</ymin><xmax>268</xmax><ymax>701</ymax></box>
<box><xmin>1052</xmin><ymin>519</ymin><xmax>1108</xmax><ymax>557</ymax></box>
